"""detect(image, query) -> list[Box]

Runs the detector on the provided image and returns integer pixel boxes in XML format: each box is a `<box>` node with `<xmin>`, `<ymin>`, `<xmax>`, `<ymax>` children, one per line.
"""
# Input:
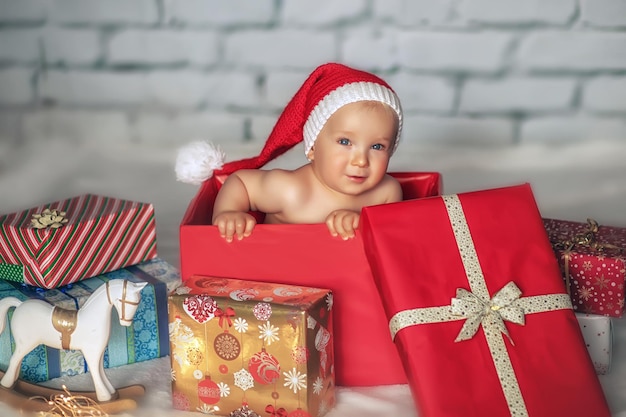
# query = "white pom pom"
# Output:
<box><xmin>175</xmin><ymin>141</ymin><xmax>226</xmax><ymax>185</ymax></box>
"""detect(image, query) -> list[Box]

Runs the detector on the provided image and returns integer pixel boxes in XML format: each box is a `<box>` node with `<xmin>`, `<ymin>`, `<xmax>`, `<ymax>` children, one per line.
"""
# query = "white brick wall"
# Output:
<box><xmin>460</xmin><ymin>78</ymin><xmax>576</xmax><ymax>113</ymax></box>
<box><xmin>40</xmin><ymin>71</ymin><xmax>148</xmax><ymax>106</ymax></box>
<box><xmin>108</xmin><ymin>30</ymin><xmax>219</xmax><ymax>66</ymax></box>
<box><xmin>22</xmin><ymin>110</ymin><xmax>131</xmax><ymax>144</ymax></box>
<box><xmin>0</xmin><ymin>0</ymin><xmax>47</xmax><ymax>22</ymax></box>
<box><xmin>49</xmin><ymin>0</ymin><xmax>159</xmax><ymax>25</ymax></box>
<box><xmin>372</xmin><ymin>0</ymin><xmax>452</xmax><ymax>26</ymax></box>
<box><xmin>165</xmin><ymin>0</ymin><xmax>274</xmax><ymax>26</ymax></box>
<box><xmin>581</xmin><ymin>0</ymin><xmax>626</xmax><ymax>27</ymax></box>
<box><xmin>519</xmin><ymin>32</ymin><xmax>626</xmax><ymax>71</ymax></box>
<box><xmin>459</xmin><ymin>0</ymin><xmax>577</xmax><ymax>25</ymax></box>
<box><xmin>0</xmin><ymin>69</ymin><xmax>33</xmax><ymax>105</ymax></box>
<box><xmin>281</xmin><ymin>0</ymin><xmax>368</xmax><ymax>26</ymax></box>
<box><xmin>43</xmin><ymin>28</ymin><xmax>101</xmax><ymax>65</ymax></box>
<box><xmin>521</xmin><ymin>117</ymin><xmax>626</xmax><ymax>143</ymax></box>
<box><xmin>0</xmin><ymin>0</ymin><xmax>625</xmax><ymax>152</ymax></box>
<box><xmin>403</xmin><ymin>116</ymin><xmax>514</xmax><ymax>146</ymax></box>
<box><xmin>584</xmin><ymin>77</ymin><xmax>626</xmax><ymax>112</ymax></box>
<box><xmin>0</xmin><ymin>30</ymin><xmax>41</xmax><ymax>63</ymax></box>
<box><xmin>397</xmin><ymin>32</ymin><xmax>513</xmax><ymax>73</ymax></box>
<box><xmin>388</xmin><ymin>73</ymin><xmax>455</xmax><ymax>112</ymax></box>
<box><xmin>224</xmin><ymin>30</ymin><xmax>336</xmax><ymax>68</ymax></box>
<box><xmin>133</xmin><ymin>112</ymin><xmax>246</xmax><ymax>146</ymax></box>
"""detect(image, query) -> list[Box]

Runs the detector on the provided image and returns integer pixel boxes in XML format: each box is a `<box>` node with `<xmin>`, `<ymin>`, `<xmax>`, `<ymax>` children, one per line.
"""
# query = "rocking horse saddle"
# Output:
<box><xmin>51</xmin><ymin>306</ymin><xmax>78</xmax><ymax>350</ymax></box>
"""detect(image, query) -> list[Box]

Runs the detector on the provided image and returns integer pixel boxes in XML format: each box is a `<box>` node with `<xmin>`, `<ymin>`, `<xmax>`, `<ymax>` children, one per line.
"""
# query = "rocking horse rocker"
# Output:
<box><xmin>0</xmin><ymin>279</ymin><xmax>148</xmax><ymax>414</ymax></box>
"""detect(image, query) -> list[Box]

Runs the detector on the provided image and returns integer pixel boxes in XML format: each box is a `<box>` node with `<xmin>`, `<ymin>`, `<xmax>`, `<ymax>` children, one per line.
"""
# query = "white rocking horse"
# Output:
<box><xmin>0</xmin><ymin>279</ymin><xmax>147</xmax><ymax>402</ymax></box>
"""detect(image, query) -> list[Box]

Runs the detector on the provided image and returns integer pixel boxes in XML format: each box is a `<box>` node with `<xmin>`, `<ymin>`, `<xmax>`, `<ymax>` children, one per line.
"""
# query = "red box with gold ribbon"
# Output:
<box><xmin>167</xmin><ymin>274</ymin><xmax>335</xmax><ymax>416</ymax></box>
<box><xmin>543</xmin><ymin>218</ymin><xmax>626</xmax><ymax>318</ymax></box>
<box><xmin>360</xmin><ymin>184</ymin><xmax>610</xmax><ymax>416</ymax></box>
<box><xmin>179</xmin><ymin>171</ymin><xmax>442</xmax><ymax>387</ymax></box>
<box><xmin>0</xmin><ymin>194</ymin><xmax>157</xmax><ymax>289</ymax></box>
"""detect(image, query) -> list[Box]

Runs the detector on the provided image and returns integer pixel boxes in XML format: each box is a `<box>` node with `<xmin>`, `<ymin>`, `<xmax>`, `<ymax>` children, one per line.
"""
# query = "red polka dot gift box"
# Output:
<box><xmin>360</xmin><ymin>184</ymin><xmax>611</xmax><ymax>417</ymax></box>
<box><xmin>167</xmin><ymin>275</ymin><xmax>335</xmax><ymax>417</ymax></box>
<box><xmin>543</xmin><ymin>218</ymin><xmax>626</xmax><ymax>318</ymax></box>
<box><xmin>0</xmin><ymin>194</ymin><xmax>157</xmax><ymax>289</ymax></box>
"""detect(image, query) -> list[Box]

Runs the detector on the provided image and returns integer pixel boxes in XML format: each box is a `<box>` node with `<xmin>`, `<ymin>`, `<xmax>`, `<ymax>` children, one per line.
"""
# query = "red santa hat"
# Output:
<box><xmin>176</xmin><ymin>63</ymin><xmax>402</xmax><ymax>185</ymax></box>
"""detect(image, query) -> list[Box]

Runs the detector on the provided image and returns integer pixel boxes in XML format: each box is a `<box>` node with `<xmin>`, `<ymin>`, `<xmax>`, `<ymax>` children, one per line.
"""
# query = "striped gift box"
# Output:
<box><xmin>0</xmin><ymin>194</ymin><xmax>157</xmax><ymax>289</ymax></box>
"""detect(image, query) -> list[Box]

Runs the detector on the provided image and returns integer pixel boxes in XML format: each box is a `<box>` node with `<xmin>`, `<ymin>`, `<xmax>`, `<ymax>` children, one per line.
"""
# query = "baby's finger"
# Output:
<box><xmin>216</xmin><ymin>219</ymin><xmax>230</xmax><ymax>240</ymax></box>
<box><xmin>223</xmin><ymin>220</ymin><xmax>237</xmax><ymax>242</ymax></box>
<box><xmin>243</xmin><ymin>217</ymin><xmax>256</xmax><ymax>237</ymax></box>
<box><xmin>340</xmin><ymin>215</ymin><xmax>356</xmax><ymax>239</ymax></box>
<box><xmin>234</xmin><ymin>219</ymin><xmax>247</xmax><ymax>240</ymax></box>
<box><xmin>326</xmin><ymin>214</ymin><xmax>338</xmax><ymax>237</ymax></box>
<box><xmin>333</xmin><ymin>215</ymin><xmax>351</xmax><ymax>240</ymax></box>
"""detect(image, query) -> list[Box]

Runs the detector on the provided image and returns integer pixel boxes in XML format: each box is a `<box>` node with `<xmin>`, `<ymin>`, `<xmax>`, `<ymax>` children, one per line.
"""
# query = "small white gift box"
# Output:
<box><xmin>576</xmin><ymin>313</ymin><xmax>613</xmax><ymax>375</ymax></box>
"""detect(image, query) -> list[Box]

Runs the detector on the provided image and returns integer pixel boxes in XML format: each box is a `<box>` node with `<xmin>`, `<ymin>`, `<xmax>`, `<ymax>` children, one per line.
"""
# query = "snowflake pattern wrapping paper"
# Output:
<box><xmin>576</xmin><ymin>313</ymin><xmax>613</xmax><ymax>375</ymax></box>
<box><xmin>168</xmin><ymin>275</ymin><xmax>335</xmax><ymax>416</ymax></box>
<box><xmin>543</xmin><ymin>218</ymin><xmax>626</xmax><ymax>317</ymax></box>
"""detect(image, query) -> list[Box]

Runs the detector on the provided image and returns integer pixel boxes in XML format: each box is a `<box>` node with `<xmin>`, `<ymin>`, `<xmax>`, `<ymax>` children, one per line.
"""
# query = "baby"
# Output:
<box><xmin>212</xmin><ymin>63</ymin><xmax>403</xmax><ymax>242</ymax></box>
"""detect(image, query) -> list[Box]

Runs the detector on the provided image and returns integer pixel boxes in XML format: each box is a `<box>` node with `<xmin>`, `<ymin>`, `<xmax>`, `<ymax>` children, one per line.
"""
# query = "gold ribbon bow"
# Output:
<box><xmin>30</xmin><ymin>209</ymin><xmax>68</xmax><ymax>229</ymax></box>
<box><xmin>558</xmin><ymin>218</ymin><xmax>622</xmax><ymax>253</ymax></box>
<box><xmin>451</xmin><ymin>282</ymin><xmax>525</xmax><ymax>344</ymax></box>
<box><xmin>389</xmin><ymin>195</ymin><xmax>572</xmax><ymax>417</ymax></box>
<box><xmin>554</xmin><ymin>218</ymin><xmax>623</xmax><ymax>295</ymax></box>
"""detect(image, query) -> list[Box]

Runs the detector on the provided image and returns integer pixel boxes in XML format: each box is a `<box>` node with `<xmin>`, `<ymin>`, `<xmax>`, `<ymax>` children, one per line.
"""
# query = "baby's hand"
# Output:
<box><xmin>325</xmin><ymin>209</ymin><xmax>360</xmax><ymax>240</ymax></box>
<box><xmin>213</xmin><ymin>211</ymin><xmax>257</xmax><ymax>242</ymax></box>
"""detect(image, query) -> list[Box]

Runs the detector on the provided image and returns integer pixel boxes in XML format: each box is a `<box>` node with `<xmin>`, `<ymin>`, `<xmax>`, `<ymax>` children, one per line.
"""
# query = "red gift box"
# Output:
<box><xmin>0</xmin><ymin>194</ymin><xmax>157</xmax><ymax>289</ymax></box>
<box><xmin>360</xmin><ymin>184</ymin><xmax>610</xmax><ymax>416</ymax></box>
<box><xmin>179</xmin><ymin>172</ymin><xmax>441</xmax><ymax>387</ymax></box>
<box><xmin>543</xmin><ymin>218</ymin><xmax>626</xmax><ymax>317</ymax></box>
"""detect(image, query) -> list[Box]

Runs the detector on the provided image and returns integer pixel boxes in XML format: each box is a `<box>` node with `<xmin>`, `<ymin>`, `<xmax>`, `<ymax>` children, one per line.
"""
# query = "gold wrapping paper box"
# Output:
<box><xmin>168</xmin><ymin>274</ymin><xmax>335</xmax><ymax>416</ymax></box>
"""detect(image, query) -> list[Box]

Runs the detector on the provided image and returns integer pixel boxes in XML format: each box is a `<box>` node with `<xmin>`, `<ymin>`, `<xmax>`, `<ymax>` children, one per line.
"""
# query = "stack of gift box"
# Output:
<box><xmin>543</xmin><ymin>217</ymin><xmax>623</xmax><ymax>375</ymax></box>
<box><xmin>1</xmin><ymin>184</ymin><xmax>622</xmax><ymax>416</ymax></box>
<box><xmin>175</xmin><ymin>171</ymin><xmax>619</xmax><ymax>416</ymax></box>
<box><xmin>0</xmin><ymin>194</ymin><xmax>180</xmax><ymax>384</ymax></box>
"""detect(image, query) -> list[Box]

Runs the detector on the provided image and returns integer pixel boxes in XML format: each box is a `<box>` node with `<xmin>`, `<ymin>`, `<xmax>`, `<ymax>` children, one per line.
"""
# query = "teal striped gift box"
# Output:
<box><xmin>0</xmin><ymin>257</ymin><xmax>180</xmax><ymax>383</ymax></box>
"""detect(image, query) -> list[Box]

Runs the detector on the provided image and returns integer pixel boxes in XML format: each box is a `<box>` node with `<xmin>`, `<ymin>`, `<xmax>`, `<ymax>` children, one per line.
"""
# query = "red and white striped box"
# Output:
<box><xmin>0</xmin><ymin>194</ymin><xmax>157</xmax><ymax>289</ymax></box>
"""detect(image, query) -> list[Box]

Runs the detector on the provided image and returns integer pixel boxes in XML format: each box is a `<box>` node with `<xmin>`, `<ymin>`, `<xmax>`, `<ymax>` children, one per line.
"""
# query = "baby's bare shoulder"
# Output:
<box><xmin>238</xmin><ymin>168</ymin><xmax>306</xmax><ymax>201</ymax></box>
<box><xmin>378</xmin><ymin>174</ymin><xmax>403</xmax><ymax>202</ymax></box>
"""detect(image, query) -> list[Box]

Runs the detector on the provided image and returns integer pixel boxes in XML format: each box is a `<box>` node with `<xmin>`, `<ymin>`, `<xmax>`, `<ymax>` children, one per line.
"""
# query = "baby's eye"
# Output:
<box><xmin>372</xmin><ymin>143</ymin><xmax>385</xmax><ymax>150</ymax></box>
<box><xmin>338</xmin><ymin>138</ymin><xmax>350</xmax><ymax>146</ymax></box>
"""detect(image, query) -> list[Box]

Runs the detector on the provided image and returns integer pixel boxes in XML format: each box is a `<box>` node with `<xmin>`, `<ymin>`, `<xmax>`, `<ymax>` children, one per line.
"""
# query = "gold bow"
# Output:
<box><xmin>553</xmin><ymin>218</ymin><xmax>623</xmax><ymax>295</ymax></box>
<box><xmin>451</xmin><ymin>282</ymin><xmax>525</xmax><ymax>343</ymax></box>
<box><xmin>30</xmin><ymin>209</ymin><xmax>68</xmax><ymax>229</ymax></box>
<box><xmin>556</xmin><ymin>218</ymin><xmax>622</xmax><ymax>253</ymax></box>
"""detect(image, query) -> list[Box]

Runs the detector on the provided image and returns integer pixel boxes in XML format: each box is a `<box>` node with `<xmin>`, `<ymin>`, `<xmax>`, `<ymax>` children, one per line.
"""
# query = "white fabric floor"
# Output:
<box><xmin>1</xmin><ymin>138</ymin><xmax>625</xmax><ymax>416</ymax></box>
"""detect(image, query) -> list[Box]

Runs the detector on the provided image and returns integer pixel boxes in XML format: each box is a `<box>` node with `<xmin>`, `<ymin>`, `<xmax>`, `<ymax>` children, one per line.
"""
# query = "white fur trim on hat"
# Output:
<box><xmin>302</xmin><ymin>81</ymin><xmax>403</xmax><ymax>157</ymax></box>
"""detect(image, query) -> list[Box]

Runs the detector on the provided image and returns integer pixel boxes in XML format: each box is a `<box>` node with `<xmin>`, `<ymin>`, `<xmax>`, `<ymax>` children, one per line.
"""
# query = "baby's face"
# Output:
<box><xmin>307</xmin><ymin>101</ymin><xmax>398</xmax><ymax>196</ymax></box>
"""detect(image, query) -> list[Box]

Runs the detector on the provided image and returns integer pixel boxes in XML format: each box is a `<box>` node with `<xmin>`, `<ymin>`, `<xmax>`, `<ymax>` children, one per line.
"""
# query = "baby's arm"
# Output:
<box><xmin>212</xmin><ymin>173</ymin><xmax>257</xmax><ymax>242</ymax></box>
<box><xmin>212</xmin><ymin>169</ymin><xmax>291</xmax><ymax>242</ymax></box>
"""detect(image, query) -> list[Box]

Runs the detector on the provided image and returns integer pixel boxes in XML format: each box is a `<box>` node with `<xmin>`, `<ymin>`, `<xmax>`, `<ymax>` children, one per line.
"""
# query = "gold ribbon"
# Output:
<box><xmin>554</xmin><ymin>218</ymin><xmax>623</xmax><ymax>296</ymax></box>
<box><xmin>451</xmin><ymin>282</ymin><xmax>525</xmax><ymax>344</ymax></box>
<box><xmin>30</xmin><ymin>209</ymin><xmax>68</xmax><ymax>229</ymax></box>
<box><xmin>389</xmin><ymin>195</ymin><xmax>572</xmax><ymax>417</ymax></box>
